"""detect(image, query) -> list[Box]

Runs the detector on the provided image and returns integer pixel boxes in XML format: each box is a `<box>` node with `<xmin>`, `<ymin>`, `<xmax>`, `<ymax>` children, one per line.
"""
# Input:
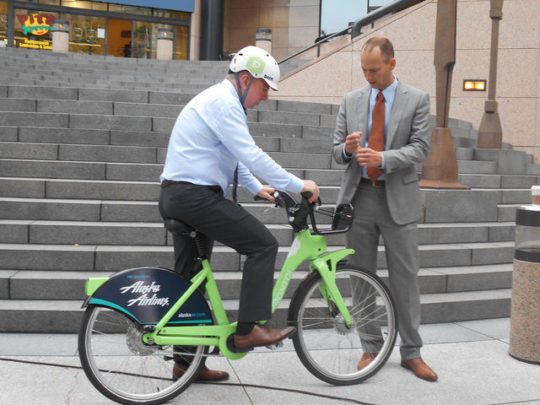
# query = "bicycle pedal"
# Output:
<box><xmin>265</xmin><ymin>341</ymin><xmax>284</xmax><ymax>350</ymax></box>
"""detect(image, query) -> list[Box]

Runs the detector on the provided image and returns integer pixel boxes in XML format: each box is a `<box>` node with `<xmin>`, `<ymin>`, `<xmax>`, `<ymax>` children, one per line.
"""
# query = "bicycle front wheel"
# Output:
<box><xmin>290</xmin><ymin>265</ymin><xmax>397</xmax><ymax>385</ymax></box>
<box><xmin>78</xmin><ymin>305</ymin><xmax>205</xmax><ymax>405</ymax></box>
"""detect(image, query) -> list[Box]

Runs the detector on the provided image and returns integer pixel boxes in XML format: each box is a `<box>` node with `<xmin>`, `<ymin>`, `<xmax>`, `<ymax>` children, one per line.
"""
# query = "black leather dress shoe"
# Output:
<box><xmin>233</xmin><ymin>325</ymin><xmax>296</xmax><ymax>350</ymax></box>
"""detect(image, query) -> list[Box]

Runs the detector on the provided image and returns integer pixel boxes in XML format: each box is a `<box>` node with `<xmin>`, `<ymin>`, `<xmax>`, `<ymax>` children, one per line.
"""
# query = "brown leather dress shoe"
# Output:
<box><xmin>172</xmin><ymin>363</ymin><xmax>229</xmax><ymax>382</ymax></box>
<box><xmin>401</xmin><ymin>357</ymin><xmax>438</xmax><ymax>382</ymax></box>
<box><xmin>357</xmin><ymin>352</ymin><xmax>378</xmax><ymax>369</ymax></box>
<box><xmin>233</xmin><ymin>325</ymin><xmax>296</xmax><ymax>350</ymax></box>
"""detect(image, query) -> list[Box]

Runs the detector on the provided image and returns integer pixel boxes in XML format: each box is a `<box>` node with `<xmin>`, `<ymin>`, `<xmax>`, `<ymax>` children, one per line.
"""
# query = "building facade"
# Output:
<box><xmin>0</xmin><ymin>0</ymin><xmax>393</xmax><ymax>61</ymax></box>
<box><xmin>0</xmin><ymin>0</ymin><xmax>193</xmax><ymax>59</ymax></box>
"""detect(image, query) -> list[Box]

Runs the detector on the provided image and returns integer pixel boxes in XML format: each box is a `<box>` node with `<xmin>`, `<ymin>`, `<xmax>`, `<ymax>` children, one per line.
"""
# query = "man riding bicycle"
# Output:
<box><xmin>159</xmin><ymin>46</ymin><xmax>320</xmax><ymax>381</ymax></box>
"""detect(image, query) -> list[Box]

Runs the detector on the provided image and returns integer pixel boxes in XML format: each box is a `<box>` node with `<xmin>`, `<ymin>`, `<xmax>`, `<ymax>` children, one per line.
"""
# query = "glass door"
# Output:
<box><xmin>107</xmin><ymin>18</ymin><xmax>131</xmax><ymax>57</ymax></box>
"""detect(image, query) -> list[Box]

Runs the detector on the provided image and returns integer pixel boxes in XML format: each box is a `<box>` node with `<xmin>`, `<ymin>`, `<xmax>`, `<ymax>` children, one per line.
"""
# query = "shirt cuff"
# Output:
<box><xmin>342</xmin><ymin>144</ymin><xmax>352</xmax><ymax>162</ymax></box>
<box><xmin>380</xmin><ymin>152</ymin><xmax>385</xmax><ymax>170</ymax></box>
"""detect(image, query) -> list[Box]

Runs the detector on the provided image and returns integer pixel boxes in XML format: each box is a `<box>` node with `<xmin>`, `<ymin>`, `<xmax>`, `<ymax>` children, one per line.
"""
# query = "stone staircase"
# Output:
<box><xmin>0</xmin><ymin>47</ymin><xmax>534</xmax><ymax>332</ymax></box>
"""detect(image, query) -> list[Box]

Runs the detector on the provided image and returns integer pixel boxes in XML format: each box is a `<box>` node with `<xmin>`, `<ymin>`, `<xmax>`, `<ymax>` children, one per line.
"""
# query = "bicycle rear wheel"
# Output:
<box><xmin>289</xmin><ymin>264</ymin><xmax>397</xmax><ymax>385</ymax></box>
<box><xmin>78</xmin><ymin>305</ymin><xmax>205</xmax><ymax>405</ymax></box>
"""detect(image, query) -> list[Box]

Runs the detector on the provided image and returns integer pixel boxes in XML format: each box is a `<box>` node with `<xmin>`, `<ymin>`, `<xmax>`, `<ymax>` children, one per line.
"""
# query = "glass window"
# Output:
<box><xmin>58</xmin><ymin>1</ymin><xmax>106</xmax><ymax>11</ymax></box>
<box><xmin>152</xmin><ymin>9</ymin><xmax>190</xmax><ymax>21</ymax></box>
<box><xmin>320</xmin><ymin>0</ymin><xmax>393</xmax><ymax>35</ymax></box>
<box><xmin>14</xmin><ymin>8</ymin><xmax>58</xmax><ymax>51</ymax></box>
<box><xmin>108</xmin><ymin>3</ymin><xmax>151</xmax><ymax>16</ymax></box>
<box><xmin>66</xmin><ymin>13</ymin><xmax>105</xmax><ymax>55</ymax></box>
<box><xmin>22</xmin><ymin>0</ymin><xmax>60</xmax><ymax>4</ymax></box>
<box><xmin>61</xmin><ymin>1</ymin><xmax>92</xmax><ymax>9</ymax></box>
<box><xmin>367</xmin><ymin>0</ymin><xmax>393</xmax><ymax>12</ymax></box>
<box><xmin>174</xmin><ymin>25</ymin><xmax>188</xmax><ymax>60</ymax></box>
<box><xmin>0</xmin><ymin>1</ymin><xmax>8</xmax><ymax>47</ymax></box>
<box><xmin>38</xmin><ymin>0</ymin><xmax>61</xmax><ymax>6</ymax></box>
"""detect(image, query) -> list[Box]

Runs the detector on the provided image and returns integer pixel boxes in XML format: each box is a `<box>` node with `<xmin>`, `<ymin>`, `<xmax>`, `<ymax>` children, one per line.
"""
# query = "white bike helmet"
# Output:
<box><xmin>229</xmin><ymin>46</ymin><xmax>280</xmax><ymax>90</ymax></box>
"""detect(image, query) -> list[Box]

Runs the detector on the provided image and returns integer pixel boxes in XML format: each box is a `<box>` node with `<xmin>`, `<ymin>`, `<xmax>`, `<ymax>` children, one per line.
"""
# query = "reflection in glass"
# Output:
<box><xmin>175</xmin><ymin>25</ymin><xmax>188</xmax><ymax>60</ymax></box>
<box><xmin>68</xmin><ymin>13</ymin><xmax>105</xmax><ymax>55</ymax></box>
<box><xmin>133</xmin><ymin>21</ymin><xmax>151</xmax><ymax>58</ymax></box>
<box><xmin>0</xmin><ymin>1</ymin><xmax>8</xmax><ymax>45</ymax></box>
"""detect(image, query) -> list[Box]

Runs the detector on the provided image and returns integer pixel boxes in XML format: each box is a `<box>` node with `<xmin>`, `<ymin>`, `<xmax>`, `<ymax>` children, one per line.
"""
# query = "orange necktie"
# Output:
<box><xmin>367</xmin><ymin>91</ymin><xmax>385</xmax><ymax>183</ymax></box>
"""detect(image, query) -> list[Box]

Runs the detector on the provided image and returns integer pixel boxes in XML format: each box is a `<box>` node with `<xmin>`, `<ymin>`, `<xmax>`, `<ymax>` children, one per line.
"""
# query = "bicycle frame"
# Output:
<box><xmin>135</xmin><ymin>228</ymin><xmax>355</xmax><ymax>360</ymax></box>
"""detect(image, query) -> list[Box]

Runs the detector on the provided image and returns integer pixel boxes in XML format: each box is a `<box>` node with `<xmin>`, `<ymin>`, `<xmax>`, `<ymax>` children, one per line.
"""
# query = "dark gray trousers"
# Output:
<box><xmin>158</xmin><ymin>181</ymin><xmax>278</xmax><ymax>323</ymax></box>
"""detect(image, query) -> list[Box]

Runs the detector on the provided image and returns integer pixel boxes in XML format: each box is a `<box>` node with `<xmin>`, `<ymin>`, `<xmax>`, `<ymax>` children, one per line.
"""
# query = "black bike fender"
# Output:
<box><xmin>87</xmin><ymin>266</ymin><xmax>213</xmax><ymax>326</ymax></box>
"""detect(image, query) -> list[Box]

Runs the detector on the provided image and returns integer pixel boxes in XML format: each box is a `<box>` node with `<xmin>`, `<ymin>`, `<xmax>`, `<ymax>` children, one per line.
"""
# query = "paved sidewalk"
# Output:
<box><xmin>1</xmin><ymin>318</ymin><xmax>539</xmax><ymax>405</ymax></box>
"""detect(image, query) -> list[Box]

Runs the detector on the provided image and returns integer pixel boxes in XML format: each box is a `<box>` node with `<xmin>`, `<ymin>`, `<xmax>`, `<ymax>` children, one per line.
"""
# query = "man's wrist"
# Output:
<box><xmin>342</xmin><ymin>144</ymin><xmax>352</xmax><ymax>161</ymax></box>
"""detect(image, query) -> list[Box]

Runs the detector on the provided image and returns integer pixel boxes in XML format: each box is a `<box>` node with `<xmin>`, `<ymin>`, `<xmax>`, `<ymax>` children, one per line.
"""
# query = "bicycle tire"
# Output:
<box><xmin>289</xmin><ymin>264</ymin><xmax>397</xmax><ymax>385</ymax></box>
<box><xmin>78</xmin><ymin>305</ymin><xmax>205</xmax><ymax>405</ymax></box>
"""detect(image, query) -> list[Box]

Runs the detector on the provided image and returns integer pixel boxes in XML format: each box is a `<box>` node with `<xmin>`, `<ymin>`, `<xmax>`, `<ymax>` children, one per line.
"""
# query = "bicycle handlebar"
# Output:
<box><xmin>254</xmin><ymin>190</ymin><xmax>352</xmax><ymax>235</ymax></box>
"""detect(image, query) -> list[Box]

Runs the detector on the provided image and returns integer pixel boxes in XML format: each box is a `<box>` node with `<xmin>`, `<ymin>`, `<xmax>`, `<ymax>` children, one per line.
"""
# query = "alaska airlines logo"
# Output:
<box><xmin>120</xmin><ymin>281</ymin><xmax>170</xmax><ymax>307</ymax></box>
<box><xmin>17</xmin><ymin>14</ymin><xmax>56</xmax><ymax>36</ymax></box>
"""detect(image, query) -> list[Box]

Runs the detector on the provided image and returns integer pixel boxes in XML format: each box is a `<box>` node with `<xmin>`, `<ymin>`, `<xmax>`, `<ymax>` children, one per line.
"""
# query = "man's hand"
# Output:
<box><xmin>345</xmin><ymin>131</ymin><xmax>362</xmax><ymax>155</ymax></box>
<box><xmin>257</xmin><ymin>185</ymin><xmax>276</xmax><ymax>202</ymax></box>
<box><xmin>301</xmin><ymin>180</ymin><xmax>320</xmax><ymax>204</ymax></box>
<box><xmin>356</xmin><ymin>147</ymin><xmax>382</xmax><ymax>167</ymax></box>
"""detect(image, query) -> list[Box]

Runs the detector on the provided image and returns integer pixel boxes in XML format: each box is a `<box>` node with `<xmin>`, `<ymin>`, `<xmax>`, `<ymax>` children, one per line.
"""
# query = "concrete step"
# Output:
<box><xmin>0</xmin><ymin>159</ymin><xmax>342</xmax><ymax>185</ymax></box>
<box><xmin>0</xmin><ymin>69</ymin><xmax>224</xmax><ymax>83</ymax></box>
<box><xmin>0</xmin><ymin>178</ymin><xmax>338</xmax><ymax>202</ymax></box>
<box><xmin>474</xmin><ymin>149</ymin><xmax>530</xmax><ymax>175</ymax></box>
<box><xmin>459</xmin><ymin>174</ymin><xmax>540</xmax><ymax>189</ymax></box>
<box><xmin>0</xmin><ymin>240</ymin><xmax>515</xmax><ymax>273</ymax></box>
<box><xmin>457</xmin><ymin>160</ymin><xmax>497</xmax><ymax>174</ymax></box>
<box><xmin>0</xmin><ymin>143</ymin><xmax>333</xmax><ymax>166</ymax></box>
<box><xmin>0</xmin><ymin>219</ymin><xmax>515</xmax><ymax>246</ymax></box>
<box><xmin>0</xmin><ymin>187</ymin><xmax>530</xmax><ymax>224</ymax></box>
<box><xmin>0</xmin><ymin>127</ymin><xmax>333</xmax><ymax>152</ymax></box>
<box><xmin>527</xmin><ymin>163</ymin><xmax>540</xmax><ymax>175</ymax></box>
<box><xmin>0</xmin><ymin>64</ymin><xmax>225</xmax><ymax>78</ymax></box>
<box><xmin>0</xmin><ymin>287</ymin><xmax>512</xmax><ymax>332</ymax></box>
<box><xmin>497</xmin><ymin>204</ymin><xmax>520</xmax><ymax>222</ymax></box>
<box><xmin>1</xmin><ymin>85</ymin><xmax>340</xmax><ymax>114</ymax></box>
<box><xmin>1</xmin><ymin>263</ymin><xmax>512</xmax><ymax>301</ymax></box>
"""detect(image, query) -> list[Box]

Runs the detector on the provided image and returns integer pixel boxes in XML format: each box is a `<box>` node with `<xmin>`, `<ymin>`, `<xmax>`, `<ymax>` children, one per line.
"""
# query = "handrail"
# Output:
<box><xmin>278</xmin><ymin>0</ymin><xmax>425</xmax><ymax>65</ymax></box>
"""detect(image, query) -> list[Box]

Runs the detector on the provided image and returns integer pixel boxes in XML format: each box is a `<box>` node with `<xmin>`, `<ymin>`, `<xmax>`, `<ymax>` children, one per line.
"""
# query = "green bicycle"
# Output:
<box><xmin>78</xmin><ymin>191</ymin><xmax>397</xmax><ymax>405</ymax></box>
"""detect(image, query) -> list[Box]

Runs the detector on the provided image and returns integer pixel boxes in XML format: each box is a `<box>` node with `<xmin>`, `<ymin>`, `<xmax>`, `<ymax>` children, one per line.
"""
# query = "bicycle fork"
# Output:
<box><xmin>278</xmin><ymin>229</ymin><xmax>356</xmax><ymax>328</ymax></box>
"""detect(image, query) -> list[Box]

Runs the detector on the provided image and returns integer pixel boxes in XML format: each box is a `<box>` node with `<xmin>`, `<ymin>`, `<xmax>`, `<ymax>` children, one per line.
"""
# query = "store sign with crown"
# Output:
<box><xmin>17</xmin><ymin>13</ymin><xmax>56</xmax><ymax>36</ymax></box>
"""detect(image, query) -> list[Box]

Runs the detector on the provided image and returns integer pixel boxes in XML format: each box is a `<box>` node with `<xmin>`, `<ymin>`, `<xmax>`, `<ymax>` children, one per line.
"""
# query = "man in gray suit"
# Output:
<box><xmin>332</xmin><ymin>37</ymin><xmax>437</xmax><ymax>382</ymax></box>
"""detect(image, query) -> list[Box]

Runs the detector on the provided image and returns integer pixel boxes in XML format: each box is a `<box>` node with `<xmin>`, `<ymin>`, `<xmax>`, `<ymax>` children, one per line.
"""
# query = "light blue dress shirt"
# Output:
<box><xmin>160</xmin><ymin>79</ymin><xmax>304</xmax><ymax>196</ymax></box>
<box><xmin>343</xmin><ymin>78</ymin><xmax>399</xmax><ymax>179</ymax></box>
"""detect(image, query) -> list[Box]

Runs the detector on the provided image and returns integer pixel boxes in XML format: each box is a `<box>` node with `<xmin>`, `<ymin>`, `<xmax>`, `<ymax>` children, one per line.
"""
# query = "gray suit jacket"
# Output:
<box><xmin>332</xmin><ymin>82</ymin><xmax>431</xmax><ymax>225</ymax></box>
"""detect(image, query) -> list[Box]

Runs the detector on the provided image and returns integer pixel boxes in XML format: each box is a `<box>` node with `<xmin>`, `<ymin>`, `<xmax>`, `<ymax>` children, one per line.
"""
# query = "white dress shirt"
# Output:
<box><xmin>160</xmin><ymin>80</ymin><xmax>304</xmax><ymax>196</ymax></box>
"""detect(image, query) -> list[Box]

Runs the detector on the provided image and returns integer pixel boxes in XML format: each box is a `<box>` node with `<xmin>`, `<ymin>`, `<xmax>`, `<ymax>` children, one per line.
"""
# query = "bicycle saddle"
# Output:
<box><xmin>163</xmin><ymin>218</ymin><xmax>196</xmax><ymax>236</ymax></box>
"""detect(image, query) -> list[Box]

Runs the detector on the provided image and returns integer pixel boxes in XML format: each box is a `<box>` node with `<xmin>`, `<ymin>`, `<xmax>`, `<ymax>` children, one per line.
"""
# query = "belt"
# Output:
<box><xmin>161</xmin><ymin>180</ymin><xmax>221</xmax><ymax>193</ymax></box>
<box><xmin>360</xmin><ymin>177</ymin><xmax>385</xmax><ymax>187</ymax></box>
